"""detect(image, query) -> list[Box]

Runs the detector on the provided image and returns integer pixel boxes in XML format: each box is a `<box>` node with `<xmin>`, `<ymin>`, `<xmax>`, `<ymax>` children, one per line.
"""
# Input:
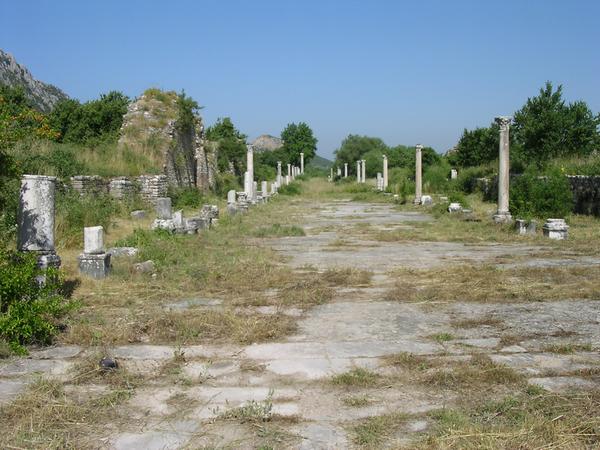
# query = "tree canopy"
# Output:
<box><xmin>280</xmin><ymin>122</ymin><xmax>317</xmax><ymax>165</ymax></box>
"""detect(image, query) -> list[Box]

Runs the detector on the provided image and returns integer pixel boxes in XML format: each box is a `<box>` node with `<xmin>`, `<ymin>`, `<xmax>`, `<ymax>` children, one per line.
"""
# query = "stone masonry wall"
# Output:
<box><xmin>474</xmin><ymin>175</ymin><xmax>600</xmax><ymax>216</ymax></box>
<box><xmin>71</xmin><ymin>175</ymin><xmax>168</xmax><ymax>205</ymax></box>
<box><xmin>567</xmin><ymin>175</ymin><xmax>600</xmax><ymax>216</ymax></box>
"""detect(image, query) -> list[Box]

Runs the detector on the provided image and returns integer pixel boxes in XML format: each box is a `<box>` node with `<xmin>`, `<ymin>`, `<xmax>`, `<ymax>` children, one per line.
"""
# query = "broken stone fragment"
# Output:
<box><xmin>130</xmin><ymin>210</ymin><xmax>146</xmax><ymax>220</ymax></box>
<box><xmin>134</xmin><ymin>260</ymin><xmax>155</xmax><ymax>273</ymax></box>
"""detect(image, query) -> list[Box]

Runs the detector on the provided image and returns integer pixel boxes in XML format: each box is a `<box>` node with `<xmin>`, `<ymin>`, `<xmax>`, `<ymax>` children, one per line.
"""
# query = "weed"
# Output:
<box><xmin>351</xmin><ymin>413</ymin><xmax>409</xmax><ymax>447</ymax></box>
<box><xmin>331</xmin><ymin>368</ymin><xmax>381</xmax><ymax>387</ymax></box>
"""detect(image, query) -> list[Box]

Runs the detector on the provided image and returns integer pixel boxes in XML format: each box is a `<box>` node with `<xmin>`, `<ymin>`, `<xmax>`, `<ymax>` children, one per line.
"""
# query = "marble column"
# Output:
<box><xmin>414</xmin><ymin>144</ymin><xmax>423</xmax><ymax>205</ymax></box>
<box><xmin>287</xmin><ymin>163</ymin><xmax>291</xmax><ymax>179</ymax></box>
<box><xmin>18</xmin><ymin>175</ymin><xmax>61</xmax><ymax>269</ymax></box>
<box><xmin>494</xmin><ymin>116</ymin><xmax>512</xmax><ymax>223</ymax></box>
<box><xmin>344</xmin><ymin>163</ymin><xmax>348</xmax><ymax>178</ymax></box>
<box><xmin>261</xmin><ymin>181</ymin><xmax>268</xmax><ymax>198</ymax></box>
<box><xmin>356</xmin><ymin>161</ymin><xmax>361</xmax><ymax>183</ymax></box>
<box><xmin>361</xmin><ymin>159</ymin><xmax>366</xmax><ymax>183</ymax></box>
<box><xmin>300</xmin><ymin>153</ymin><xmax>304</xmax><ymax>174</ymax></box>
<box><xmin>246</xmin><ymin>144</ymin><xmax>254</xmax><ymax>198</ymax></box>
<box><xmin>277</xmin><ymin>161</ymin><xmax>282</xmax><ymax>185</ymax></box>
<box><xmin>383</xmin><ymin>155</ymin><xmax>388</xmax><ymax>190</ymax></box>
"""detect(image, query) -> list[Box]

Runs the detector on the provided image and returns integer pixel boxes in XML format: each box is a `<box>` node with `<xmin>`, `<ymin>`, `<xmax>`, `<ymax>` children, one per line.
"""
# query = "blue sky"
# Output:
<box><xmin>2</xmin><ymin>0</ymin><xmax>599</xmax><ymax>159</ymax></box>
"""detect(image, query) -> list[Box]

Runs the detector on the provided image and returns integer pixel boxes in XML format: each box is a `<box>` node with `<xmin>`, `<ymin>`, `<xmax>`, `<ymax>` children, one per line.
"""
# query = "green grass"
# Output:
<box><xmin>351</xmin><ymin>413</ymin><xmax>409</xmax><ymax>447</ymax></box>
<box><xmin>253</xmin><ymin>223</ymin><xmax>306</xmax><ymax>237</ymax></box>
<box><xmin>331</xmin><ymin>368</ymin><xmax>381</xmax><ymax>387</ymax></box>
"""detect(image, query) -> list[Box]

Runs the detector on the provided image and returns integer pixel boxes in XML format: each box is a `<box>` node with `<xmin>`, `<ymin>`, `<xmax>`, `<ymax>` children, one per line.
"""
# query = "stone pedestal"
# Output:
<box><xmin>543</xmin><ymin>219</ymin><xmax>569</xmax><ymax>240</ymax></box>
<box><xmin>515</xmin><ymin>219</ymin><xmax>527</xmax><ymax>235</ymax></box>
<box><xmin>156</xmin><ymin>197</ymin><xmax>172</xmax><ymax>220</ymax></box>
<box><xmin>84</xmin><ymin>226</ymin><xmax>104</xmax><ymax>254</ymax></box>
<box><xmin>227</xmin><ymin>189</ymin><xmax>236</xmax><ymax>204</ymax></box>
<box><xmin>414</xmin><ymin>145</ymin><xmax>423</xmax><ymax>205</ymax></box>
<box><xmin>78</xmin><ymin>253</ymin><xmax>111</xmax><ymax>279</ymax></box>
<box><xmin>494</xmin><ymin>116</ymin><xmax>512</xmax><ymax>223</ymax></box>
<box><xmin>448</xmin><ymin>202</ymin><xmax>462</xmax><ymax>213</ymax></box>
<box><xmin>421</xmin><ymin>195</ymin><xmax>433</xmax><ymax>205</ymax></box>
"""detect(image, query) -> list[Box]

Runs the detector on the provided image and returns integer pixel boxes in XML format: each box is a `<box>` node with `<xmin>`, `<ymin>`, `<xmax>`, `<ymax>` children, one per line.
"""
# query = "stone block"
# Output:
<box><xmin>543</xmin><ymin>219</ymin><xmax>569</xmax><ymax>240</ymax></box>
<box><xmin>130</xmin><ymin>210</ymin><xmax>146</xmax><ymax>220</ymax></box>
<box><xmin>152</xmin><ymin>218</ymin><xmax>176</xmax><ymax>232</ymax></box>
<box><xmin>200</xmin><ymin>205</ymin><xmax>219</xmax><ymax>220</ymax></box>
<box><xmin>155</xmin><ymin>197</ymin><xmax>172</xmax><ymax>220</ymax></box>
<box><xmin>172</xmin><ymin>210</ymin><xmax>184</xmax><ymax>230</ymax></box>
<box><xmin>84</xmin><ymin>226</ymin><xmax>104</xmax><ymax>254</ymax></box>
<box><xmin>515</xmin><ymin>219</ymin><xmax>527</xmax><ymax>235</ymax></box>
<box><xmin>421</xmin><ymin>195</ymin><xmax>433</xmax><ymax>205</ymax></box>
<box><xmin>527</xmin><ymin>220</ymin><xmax>537</xmax><ymax>235</ymax></box>
<box><xmin>134</xmin><ymin>260</ymin><xmax>155</xmax><ymax>274</ymax></box>
<box><xmin>78</xmin><ymin>253</ymin><xmax>111</xmax><ymax>279</ymax></box>
<box><xmin>227</xmin><ymin>190</ymin><xmax>236</xmax><ymax>204</ymax></box>
<box><xmin>448</xmin><ymin>202</ymin><xmax>462</xmax><ymax>213</ymax></box>
<box><xmin>184</xmin><ymin>217</ymin><xmax>209</xmax><ymax>234</ymax></box>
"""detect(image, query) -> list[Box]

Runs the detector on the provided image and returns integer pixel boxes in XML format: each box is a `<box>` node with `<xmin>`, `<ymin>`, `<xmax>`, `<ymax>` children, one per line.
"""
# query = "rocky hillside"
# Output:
<box><xmin>0</xmin><ymin>49</ymin><xmax>68</xmax><ymax>112</ymax></box>
<box><xmin>252</xmin><ymin>134</ymin><xmax>283</xmax><ymax>152</ymax></box>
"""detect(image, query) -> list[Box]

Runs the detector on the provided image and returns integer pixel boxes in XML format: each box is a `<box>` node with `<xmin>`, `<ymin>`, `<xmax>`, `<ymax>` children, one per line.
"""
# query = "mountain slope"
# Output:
<box><xmin>308</xmin><ymin>154</ymin><xmax>333</xmax><ymax>169</ymax></box>
<box><xmin>0</xmin><ymin>49</ymin><xmax>68</xmax><ymax>112</ymax></box>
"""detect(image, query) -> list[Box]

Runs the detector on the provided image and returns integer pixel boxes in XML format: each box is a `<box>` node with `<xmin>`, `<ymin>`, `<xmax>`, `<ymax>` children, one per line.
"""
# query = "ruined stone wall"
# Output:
<box><xmin>474</xmin><ymin>175</ymin><xmax>600</xmax><ymax>216</ymax></box>
<box><xmin>567</xmin><ymin>175</ymin><xmax>600</xmax><ymax>216</ymax></box>
<box><xmin>71</xmin><ymin>176</ymin><xmax>108</xmax><ymax>196</ymax></box>
<box><xmin>71</xmin><ymin>175</ymin><xmax>168</xmax><ymax>204</ymax></box>
<box><xmin>118</xmin><ymin>91</ymin><xmax>217</xmax><ymax>192</ymax></box>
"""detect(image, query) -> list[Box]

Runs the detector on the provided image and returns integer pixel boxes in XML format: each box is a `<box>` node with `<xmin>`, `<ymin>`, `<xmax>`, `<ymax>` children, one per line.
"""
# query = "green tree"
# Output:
<box><xmin>333</xmin><ymin>135</ymin><xmax>388</xmax><ymax>170</ymax></box>
<box><xmin>452</xmin><ymin>124</ymin><xmax>499</xmax><ymax>167</ymax></box>
<box><xmin>513</xmin><ymin>83</ymin><xmax>600</xmax><ymax>164</ymax></box>
<box><xmin>205</xmin><ymin>117</ymin><xmax>247</xmax><ymax>176</ymax></box>
<box><xmin>281</xmin><ymin>122</ymin><xmax>318</xmax><ymax>165</ymax></box>
<box><xmin>49</xmin><ymin>91</ymin><xmax>129</xmax><ymax>145</ymax></box>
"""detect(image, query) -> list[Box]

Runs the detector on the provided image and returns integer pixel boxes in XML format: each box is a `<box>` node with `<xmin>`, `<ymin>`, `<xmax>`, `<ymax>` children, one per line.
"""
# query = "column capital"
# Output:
<box><xmin>382</xmin><ymin>154</ymin><xmax>387</xmax><ymax>160</ymax></box>
<box><xmin>494</xmin><ymin>116</ymin><xmax>512</xmax><ymax>130</ymax></box>
<box><xmin>246</xmin><ymin>144</ymin><xmax>254</xmax><ymax>153</ymax></box>
<box><xmin>415</xmin><ymin>144</ymin><xmax>423</xmax><ymax>151</ymax></box>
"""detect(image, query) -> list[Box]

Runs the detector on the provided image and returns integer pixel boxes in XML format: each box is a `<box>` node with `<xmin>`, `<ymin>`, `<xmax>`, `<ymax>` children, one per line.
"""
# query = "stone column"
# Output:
<box><xmin>344</xmin><ymin>163</ymin><xmax>348</xmax><ymax>178</ymax></box>
<box><xmin>337</xmin><ymin>167</ymin><xmax>341</xmax><ymax>177</ymax></box>
<box><xmin>246</xmin><ymin>144</ymin><xmax>254</xmax><ymax>198</ymax></box>
<box><xmin>450</xmin><ymin>169</ymin><xmax>458</xmax><ymax>180</ymax></box>
<box><xmin>383</xmin><ymin>155</ymin><xmax>388</xmax><ymax>190</ymax></box>
<box><xmin>261</xmin><ymin>181</ymin><xmax>268</xmax><ymax>198</ymax></box>
<box><xmin>17</xmin><ymin>175</ymin><xmax>61</xmax><ymax>269</ymax></box>
<box><xmin>494</xmin><ymin>116</ymin><xmax>512</xmax><ymax>223</ymax></box>
<box><xmin>361</xmin><ymin>159</ymin><xmax>366</xmax><ymax>183</ymax></box>
<box><xmin>252</xmin><ymin>181</ymin><xmax>258</xmax><ymax>203</ymax></box>
<box><xmin>330</xmin><ymin>167</ymin><xmax>333</xmax><ymax>181</ymax></box>
<box><xmin>414</xmin><ymin>144</ymin><xmax>423</xmax><ymax>205</ymax></box>
<box><xmin>300</xmin><ymin>153</ymin><xmax>304</xmax><ymax>174</ymax></box>
<box><xmin>356</xmin><ymin>161</ymin><xmax>361</xmax><ymax>183</ymax></box>
<box><xmin>277</xmin><ymin>161</ymin><xmax>282</xmax><ymax>185</ymax></box>
<box><xmin>227</xmin><ymin>189</ymin><xmax>236</xmax><ymax>204</ymax></box>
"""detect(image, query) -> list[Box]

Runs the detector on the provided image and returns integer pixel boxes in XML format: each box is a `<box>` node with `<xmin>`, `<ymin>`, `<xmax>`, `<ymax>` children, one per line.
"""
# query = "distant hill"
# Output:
<box><xmin>308</xmin><ymin>154</ymin><xmax>333</xmax><ymax>169</ymax></box>
<box><xmin>0</xmin><ymin>49</ymin><xmax>68</xmax><ymax>112</ymax></box>
<box><xmin>252</xmin><ymin>134</ymin><xmax>283</xmax><ymax>152</ymax></box>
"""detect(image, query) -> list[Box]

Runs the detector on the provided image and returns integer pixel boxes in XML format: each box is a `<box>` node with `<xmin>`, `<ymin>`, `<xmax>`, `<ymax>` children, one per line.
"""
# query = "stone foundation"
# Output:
<box><xmin>78</xmin><ymin>253</ymin><xmax>111</xmax><ymax>279</ymax></box>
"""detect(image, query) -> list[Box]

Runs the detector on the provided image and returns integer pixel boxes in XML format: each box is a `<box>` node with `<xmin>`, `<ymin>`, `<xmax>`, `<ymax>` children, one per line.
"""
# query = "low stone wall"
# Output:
<box><xmin>473</xmin><ymin>174</ymin><xmax>600</xmax><ymax>216</ymax></box>
<box><xmin>567</xmin><ymin>175</ymin><xmax>600</xmax><ymax>216</ymax></box>
<box><xmin>71</xmin><ymin>174</ymin><xmax>168</xmax><ymax>204</ymax></box>
<box><xmin>138</xmin><ymin>175</ymin><xmax>168</xmax><ymax>203</ymax></box>
<box><xmin>71</xmin><ymin>175</ymin><xmax>109</xmax><ymax>196</ymax></box>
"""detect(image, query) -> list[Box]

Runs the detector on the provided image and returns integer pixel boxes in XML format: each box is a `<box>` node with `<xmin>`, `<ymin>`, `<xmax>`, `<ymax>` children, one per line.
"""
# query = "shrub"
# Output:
<box><xmin>0</xmin><ymin>250</ymin><xmax>75</xmax><ymax>354</ymax></box>
<box><xmin>424</xmin><ymin>162</ymin><xmax>452</xmax><ymax>193</ymax></box>
<box><xmin>278</xmin><ymin>182</ymin><xmax>302</xmax><ymax>196</ymax></box>
<box><xmin>510</xmin><ymin>168</ymin><xmax>574</xmax><ymax>219</ymax></box>
<box><xmin>169</xmin><ymin>186</ymin><xmax>204</xmax><ymax>209</ymax></box>
<box><xmin>55</xmin><ymin>191</ymin><xmax>120</xmax><ymax>247</ymax></box>
<box><xmin>215</xmin><ymin>173</ymin><xmax>240</xmax><ymax>196</ymax></box>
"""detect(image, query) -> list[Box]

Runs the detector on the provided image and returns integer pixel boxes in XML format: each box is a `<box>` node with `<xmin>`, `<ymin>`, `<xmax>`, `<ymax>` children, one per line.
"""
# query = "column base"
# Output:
<box><xmin>78</xmin><ymin>253</ymin><xmax>111</xmax><ymax>279</ymax></box>
<box><xmin>493</xmin><ymin>213</ymin><xmax>513</xmax><ymax>224</ymax></box>
<box><xmin>413</xmin><ymin>198</ymin><xmax>422</xmax><ymax>205</ymax></box>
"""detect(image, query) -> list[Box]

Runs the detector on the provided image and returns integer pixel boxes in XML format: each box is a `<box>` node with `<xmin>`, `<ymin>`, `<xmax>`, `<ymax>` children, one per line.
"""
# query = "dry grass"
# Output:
<box><xmin>451</xmin><ymin>317</ymin><xmax>504</xmax><ymax>329</ymax></box>
<box><xmin>351</xmin><ymin>412</ymin><xmax>410</xmax><ymax>448</ymax></box>
<box><xmin>0</xmin><ymin>377</ymin><xmax>132</xmax><ymax>448</ymax></box>
<box><xmin>321</xmin><ymin>267</ymin><xmax>372</xmax><ymax>286</ymax></box>
<box><xmin>386</xmin><ymin>264</ymin><xmax>600</xmax><ymax>303</ymax></box>
<box><xmin>420</xmin><ymin>390</ymin><xmax>600</xmax><ymax>449</ymax></box>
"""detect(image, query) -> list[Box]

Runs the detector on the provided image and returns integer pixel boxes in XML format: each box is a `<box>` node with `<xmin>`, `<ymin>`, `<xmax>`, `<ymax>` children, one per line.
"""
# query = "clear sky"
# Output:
<box><xmin>2</xmin><ymin>0</ymin><xmax>599</xmax><ymax>159</ymax></box>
